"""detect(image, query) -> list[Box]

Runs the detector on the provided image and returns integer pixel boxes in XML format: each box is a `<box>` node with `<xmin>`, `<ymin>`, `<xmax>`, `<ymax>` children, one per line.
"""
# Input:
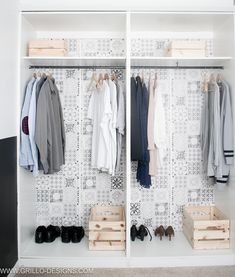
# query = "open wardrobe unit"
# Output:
<box><xmin>1</xmin><ymin>4</ymin><xmax>235</xmax><ymax>269</ymax></box>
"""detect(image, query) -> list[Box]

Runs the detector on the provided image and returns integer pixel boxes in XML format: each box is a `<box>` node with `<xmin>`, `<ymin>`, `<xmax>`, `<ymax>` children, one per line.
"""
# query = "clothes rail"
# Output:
<box><xmin>29</xmin><ymin>65</ymin><xmax>224</xmax><ymax>70</ymax></box>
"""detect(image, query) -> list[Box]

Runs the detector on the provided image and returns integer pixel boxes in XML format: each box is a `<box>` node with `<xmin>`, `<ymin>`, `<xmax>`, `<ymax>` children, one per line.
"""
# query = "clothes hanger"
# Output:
<box><xmin>201</xmin><ymin>70</ymin><xmax>209</xmax><ymax>93</ymax></box>
<box><xmin>141</xmin><ymin>69</ymin><xmax>144</xmax><ymax>83</ymax></box>
<box><xmin>87</xmin><ymin>70</ymin><xmax>98</xmax><ymax>91</ymax></box>
<box><xmin>98</xmin><ymin>72</ymin><xmax>104</xmax><ymax>85</ymax></box>
<box><xmin>209</xmin><ymin>72</ymin><xmax>216</xmax><ymax>83</ymax></box>
<box><xmin>153</xmin><ymin>72</ymin><xmax>158</xmax><ymax>91</ymax></box>
<box><xmin>216</xmin><ymin>72</ymin><xmax>223</xmax><ymax>83</ymax></box>
<box><xmin>104</xmin><ymin>73</ymin><xmax>109</xmax><ymax>80</ymax></box>
<box><xmin>111</xmin><ymin>72</ymin><xmax>117</xmax><ymax>82</ymax></box>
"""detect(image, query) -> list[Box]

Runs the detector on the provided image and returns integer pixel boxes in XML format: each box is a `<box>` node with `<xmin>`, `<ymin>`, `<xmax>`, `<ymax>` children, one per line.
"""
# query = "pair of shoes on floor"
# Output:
<box><xmin>154</xmin><ymin>225</ymin><xmax>175</xmax><ymax>241</ymax></box>
<box><xmin>61</xmin><ymin>226</ymin><xmax>85</xmax><ymax>243</ymax></box>
<box><xmin>130</xmin><ymin>224</ymin><xmax>152</xmax><ymax>242</ymax></box>
<box><xmin>35</xmin><ymin>225</ymin><xmax>85</xmax><ymax>243</ymax></box>
<box><xmin>35</xmin><ymin>225</ymin><xmax>60</xmax><ymax>243</ymax></box>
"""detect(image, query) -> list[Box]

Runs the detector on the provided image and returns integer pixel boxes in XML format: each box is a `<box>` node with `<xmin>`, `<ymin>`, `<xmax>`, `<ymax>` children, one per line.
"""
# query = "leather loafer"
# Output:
<box><xmin>71</xmin><ymin>226</ymin><xmax>85</xmax><ymax>243</ymax></box>
<box><xmin>35</xmin><ymin>226</ymin><xmax>47</xmax><ymax>243</ymax></box>
<box><xmin>61</xmin><ymin>226</ymin><xmax>72</xmax><ymax>243</ymax></box>
<box><xmin>45</xmin><ymin>225</ymin><xmax>60</xmax><ymax>243</ymax></box>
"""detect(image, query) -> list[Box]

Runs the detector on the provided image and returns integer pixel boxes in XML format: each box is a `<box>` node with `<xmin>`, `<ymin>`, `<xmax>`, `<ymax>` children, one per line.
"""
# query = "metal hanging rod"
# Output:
<box><xmin>29</xmin><ymin>65</ymin><xmax>224</xmax><ymax>70</ymax></box>
<box><xmin>29</xmin><ymin>65</ymin><xmax>126</xmax><ymax>69</ymax></box>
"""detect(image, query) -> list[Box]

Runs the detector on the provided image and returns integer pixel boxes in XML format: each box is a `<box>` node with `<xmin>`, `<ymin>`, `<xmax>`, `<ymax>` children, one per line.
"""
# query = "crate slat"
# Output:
<box><xmin>89</xmin><ymin>241</ymin><xmax>125</xmax><ymax>251</ymax></box>
<box><xmin>89</xmin><ymin>231</ymin><xmax>126</xmax><ymax>241</ymax></box>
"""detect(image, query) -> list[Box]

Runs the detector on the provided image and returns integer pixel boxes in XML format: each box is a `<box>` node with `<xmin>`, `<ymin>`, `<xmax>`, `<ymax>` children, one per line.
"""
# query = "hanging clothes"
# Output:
<box><xmin>28</xmin><ymin>76</ymin><xmax>40</xmax><ymax>176</ymax></box>
<box><xmin>200</xmin><ymin>78</ymin><xmax>234</xmax><ymax>186</ymax></box>
<box><xmin>35</xmin><ymin>77</ymin><xmax>65</xmax><ymax>174</ymax></box>
<box><xmin>88</xmin><ymin>75</ymin><xmax>125</xmax><ymax>176</ymax></box>
<box><xmin>115</xmin><ymin>80</ymin><xmax>125</xmax><ymax>172</ymax></box>
<box><xmin>147</xmin><ymin>78</ymin><xmax>158</xmax><ymax>176</ymax></box>
<box><xmin>19</xmin><ymin>77</ymin><xmax>36</xmax><ymax>169</ymax></box>
<box><xmin>136</xmin><ymin>79</ymin><xmax>151</xmax><ymax>188</ymax></box>
<box><xmin>131</xmin><ymin>76</ymin><xmax>142</xmax><ymax>161</ymax></box>
<box><xmin>88</xmin><ymin>80</ymin><xmax>112</xmax><ymax>173</ymax></box>
<box><xmin>107</xmin><ymin>79</ymin><xmax>117</xmax><ymax>176</ymax></box>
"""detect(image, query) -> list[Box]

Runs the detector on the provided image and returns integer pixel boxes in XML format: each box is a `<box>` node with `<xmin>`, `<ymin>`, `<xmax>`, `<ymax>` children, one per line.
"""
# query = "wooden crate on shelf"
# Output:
<box><xmin>88</xmin><ymin>206</ymin><xmax>125</xmax><ymax>251</ymax></box>
<box><xmin>183</xmin><ymin>205</ymin><xmax>230</xmax><ymax>250</ymax></box>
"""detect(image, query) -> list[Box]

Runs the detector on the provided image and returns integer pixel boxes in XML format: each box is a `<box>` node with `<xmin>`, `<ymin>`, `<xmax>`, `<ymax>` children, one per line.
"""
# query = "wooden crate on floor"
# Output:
<box><xmin>183</xmin><ymin>205</ymin><xmax>230</xmax><ymax>250</ymax></box>
<box><xmin>89</xmin><ymin>206</ymin><xmax>125</xmax><ymax>251</ymax></box>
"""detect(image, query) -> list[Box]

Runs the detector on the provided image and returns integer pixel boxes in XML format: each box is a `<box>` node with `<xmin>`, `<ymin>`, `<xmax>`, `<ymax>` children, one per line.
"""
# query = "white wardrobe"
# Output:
<box><xmin>4</xmin><ymin>2</ymin><xmax>235</xmax><ymax>268</ymax></box>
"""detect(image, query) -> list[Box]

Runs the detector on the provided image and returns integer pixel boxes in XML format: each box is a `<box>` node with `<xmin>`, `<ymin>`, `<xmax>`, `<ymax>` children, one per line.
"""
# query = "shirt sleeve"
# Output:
<box><xmin>116</xmin><ymin>84</ymin><xmax>125</xmax><ymax>135</ymax></box>
<box><xmin>223</xmin><ymin>83</ymin><xmax>234</xmax><ymax>165</ymax></box>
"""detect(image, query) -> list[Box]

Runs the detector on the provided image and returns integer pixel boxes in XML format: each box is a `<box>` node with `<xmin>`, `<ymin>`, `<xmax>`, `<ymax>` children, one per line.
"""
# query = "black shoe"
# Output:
<box><xmin>35</xmin><ymin>226</ymin><xmax>47</xmax><ymax>243</ymax></box>
<box><xmin>137</xmin><ymin>225</ymin><xmax>152</xmax><ymax>241</ymax></box>
<box><xmin>61</xmin><ymin>226</ymin><xmax>72</xmax><ymax>243</ymax></box>
<box><xmin>130</xmin><ymin>225</ymin><xmax>138</xmax><ymax>241</ymax></box>
<box><xmin>71</xmin><ymin>226</ymin><xmax>85</xmax><ymax>243</ymax></box>
<box><xmin>45</xmin><ymin>225</ymin><xmax>60</xmax><ymax>243</ymax></box>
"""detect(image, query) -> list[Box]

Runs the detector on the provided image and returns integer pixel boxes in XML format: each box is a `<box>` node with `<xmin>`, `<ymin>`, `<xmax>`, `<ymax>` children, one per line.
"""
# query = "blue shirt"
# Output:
<box><xmin>19</xmin><ymin>77</ymin><xmax>36</xmax><ymax>168</ymax></box>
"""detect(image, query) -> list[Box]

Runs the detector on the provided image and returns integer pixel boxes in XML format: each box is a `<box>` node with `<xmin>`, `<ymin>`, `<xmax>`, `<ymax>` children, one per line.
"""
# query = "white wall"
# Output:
<box><xmin>0</xmin><ymin>0</ymin><xmax>19</xmax><ymax>139</ymax></box>
<box><xmin>20</xmin><ymin>0</ymin><xmax>234</xmax><ymax>12</ymax></box>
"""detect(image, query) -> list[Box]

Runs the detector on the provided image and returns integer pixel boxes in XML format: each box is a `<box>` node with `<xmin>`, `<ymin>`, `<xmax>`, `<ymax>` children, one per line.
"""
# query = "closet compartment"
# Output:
<box><xmin>21</xmin><ymin>12</ymin><xmax>126</xmax><ymax>64</ymax></box>
<box><xmin>89</xmin><ymin>206</ymin><xmax>126</xmax><ymax>250</ymax></box>
<box><xmin>129</xmin><ymin>12</ymin><xmax>235</xmax><ymax>266</ymax></box>
<box><xmin>130</xmin><ymin>13</ymin><xmax>234</xmax><ymax>67</ymax></box>
<box><xmin>183</xmin><ymin>206</ymin><xmax>230</xmax><ymax>250</ymax></box>
<box><xmin>19</xmin><ymin>11</ymin><xmax>127</xmax><ymax>263</ymax></box>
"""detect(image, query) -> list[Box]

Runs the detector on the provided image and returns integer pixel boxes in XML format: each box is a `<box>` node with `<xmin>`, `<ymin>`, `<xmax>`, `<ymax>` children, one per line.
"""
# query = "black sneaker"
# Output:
<box><xmin>137</xmin><ymin>225</ymin><xmax>152</xmax><ymax>241</ymax></box>
<box><xmin>61</xmin><ymin>226</ymin><xmax>72</xmax><ymax>243</ymax></box>
<box><xmin>130</xmin><ymin>225</ymin><xmax>138</xmax><ymax>241</ymax></box>
<box><xmin>45</xmin><ymin>225</ymin><xmax>60</xmax><ymax>243</ymax></box>
<box><xmin>35</xmin><ymin>226</ymin><xmax>47</xmax><ymax>243</ymax></box>
<box><xmin>71</xmin><ymin>226</ymin><xmax>85</xmax><ymax>243</ymax></box>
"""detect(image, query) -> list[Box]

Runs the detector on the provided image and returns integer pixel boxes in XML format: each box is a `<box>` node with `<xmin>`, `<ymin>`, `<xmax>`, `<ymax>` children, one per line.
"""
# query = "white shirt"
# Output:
<box><xmin>28</xmin><ymin>77</ymin><xmax>40</xmax><ymax>176</ymax></box>
<box><xmin>106</xmin><ymin>79</ymin><xmax>117</xmax><ymax>175</ymax></box>
<box><xmin>88</xmin><ymin>81</ymin><xmax>112</xmax><ymax>172</ymax></box>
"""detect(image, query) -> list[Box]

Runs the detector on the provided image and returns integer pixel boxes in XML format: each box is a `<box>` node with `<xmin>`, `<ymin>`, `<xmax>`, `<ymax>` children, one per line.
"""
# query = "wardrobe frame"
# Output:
<box><xmin>17</xmin><ymin>10</ymin><xmax>235</xmax><ymax>268</ymax></box>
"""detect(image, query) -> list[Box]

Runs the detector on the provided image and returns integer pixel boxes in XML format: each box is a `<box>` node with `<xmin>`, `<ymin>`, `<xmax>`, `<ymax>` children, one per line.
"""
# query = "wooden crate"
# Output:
<box><xmin>89</xmin><ymin>206</ymin><xmax>125</xmax><ymax>251</ymax></box>
<box><xmin>167</xmin><ymin>40</ymin><xmax>206</xmax><ymax>57</ymax></box>
<box><xmin>183</xmin><ymin>205</ymin><xmax>230</xmax><ymax>250</ymax></box>
<box><xmin>29</xmin><ymin>39</ymin><xmax>66</xmax><ymax>49</ymax></box>
<box><xmin>28</xmin><ymin>48</ymin><xmax>67</xmax><ymax>57</ymax></box>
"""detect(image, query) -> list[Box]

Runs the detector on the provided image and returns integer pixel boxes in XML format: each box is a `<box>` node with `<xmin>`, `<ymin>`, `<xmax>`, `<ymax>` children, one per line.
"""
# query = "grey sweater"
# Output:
<box><xmin>35</xmin><ymin>78</ymin><xmax>65</xmax><ymax>174</ymax></box>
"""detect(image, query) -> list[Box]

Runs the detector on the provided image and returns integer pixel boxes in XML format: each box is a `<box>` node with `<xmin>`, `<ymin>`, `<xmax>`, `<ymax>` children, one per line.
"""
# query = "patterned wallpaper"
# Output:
<box><xmin>130</xmin><ymin>68</ymin><xmax>215</xmax><ymax>232</ymax></box>
<box><xmin>34</xmin><ymin>37</ymin><xmax>215</xmax><ymax>232</ymax></box>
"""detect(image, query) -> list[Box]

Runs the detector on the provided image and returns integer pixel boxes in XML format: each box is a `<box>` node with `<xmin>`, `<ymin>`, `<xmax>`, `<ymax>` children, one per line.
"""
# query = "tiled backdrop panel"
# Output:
<box><xmin>35</xmin><ymin>67</ymin><xmax>126</xmax><ymax>229</ymax></box>
<box><xmin>35</xmin><ymin>37</ymin><xmax>215</xmax><ymax>231</ymax></box>
<box><xmin>130</xmin><ymin>68</ymin><xmax>215</xmax><ymax>231</ymax></box>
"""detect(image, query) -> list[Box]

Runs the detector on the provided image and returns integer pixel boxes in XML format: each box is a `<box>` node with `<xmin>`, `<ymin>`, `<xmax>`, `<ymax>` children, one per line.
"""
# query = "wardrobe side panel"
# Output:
<box><xmin>0</xmin><ymin>0</ymin><xmax>19</xmax><ymax>139</ymax></box>
<box><xmin>0</xmin><ymin>137</ymin><xmax>17</xmax><ymax>275</ymax></box>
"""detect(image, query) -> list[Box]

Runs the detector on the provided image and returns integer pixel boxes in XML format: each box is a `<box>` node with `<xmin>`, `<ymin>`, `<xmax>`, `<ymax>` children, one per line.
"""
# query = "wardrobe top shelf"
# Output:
<box><xmin>22</xmin><ymin>56</ymin><xmax>232</xmax><ymax>67</ymax></box>
<box><xmin>22</xmin><ymin>56</ymin><xmax>126</xmax><ymax>67</ymax></box>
